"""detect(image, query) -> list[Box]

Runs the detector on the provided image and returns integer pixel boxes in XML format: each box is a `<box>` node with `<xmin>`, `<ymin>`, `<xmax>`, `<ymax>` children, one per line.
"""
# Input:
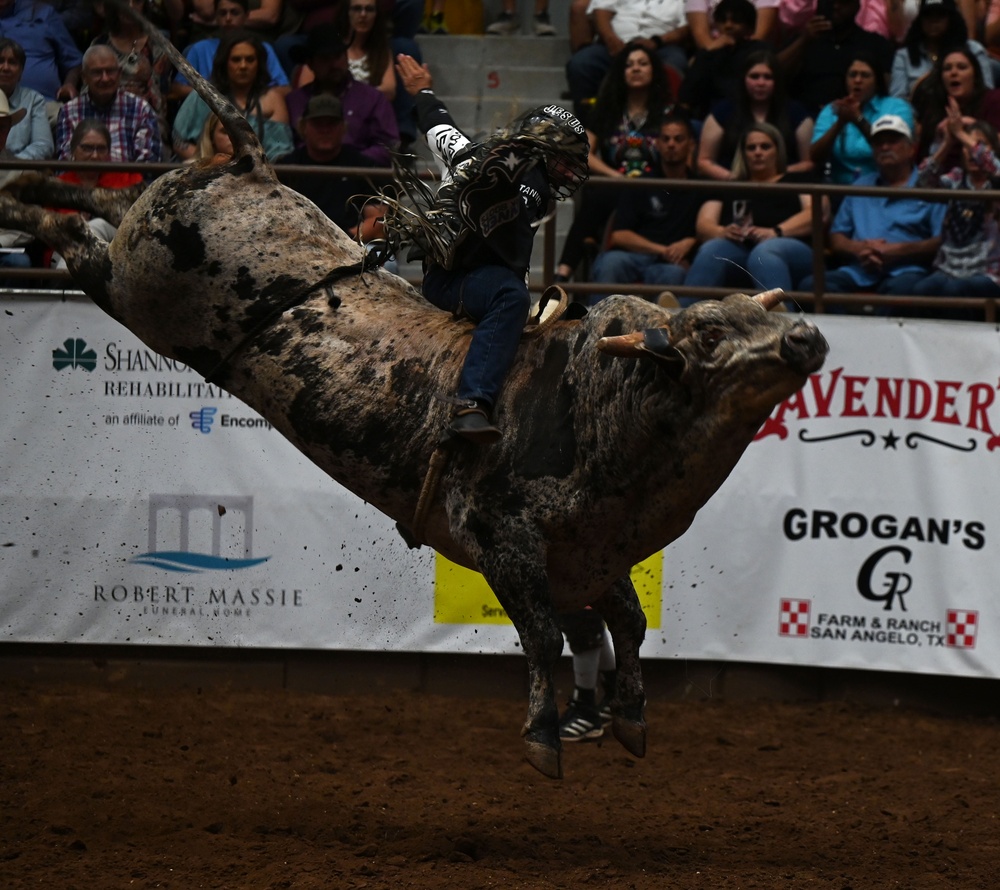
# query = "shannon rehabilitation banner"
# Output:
<box><xmin>1</xmin><ymin>295</ymin><xmax>998</xmax><ymax>679</ymax></box>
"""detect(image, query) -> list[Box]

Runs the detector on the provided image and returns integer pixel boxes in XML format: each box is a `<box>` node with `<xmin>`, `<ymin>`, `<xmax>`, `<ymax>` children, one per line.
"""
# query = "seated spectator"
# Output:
<box><xmin>90</xmin><ymin>0</ymin><xmax>173</xmax><ymax>149</ymax></box>
<box><xmin>685</xmin><ymin>122</ymin><xmax>821</xmax><ymax>296</ymax></box>
<box><xmin>485</xmin><ymin>0</ymin><xmax>556</xmax><ymax>36</ymax></box>
<box><xmin>192</xmin><ymin>112</ymin><xmax>234</xmax><ymax>161</ymax></box>
<box><xmin>678</xmin><ymin>0</ymin><xmax>769</xmax><ymax>120</ymax></box>
<box><xmin>891</xmin><ymin>0</ymin><xmax>993</xmax><ymax>100</ymax></box>
<box><xmin>0</xmin><ymin>38</ymin><xmax>53</xmax><ymax>160</ymax></box>
<box><xmin>554</xmin><ymin>42</ymin><xmax>676</xmax><ymax>283</ymax></box>
<box><xmin>175</xmin><ymin>0</ymin><xmax>289</xmax><ymax>100</ymax></box>
<box><xmin>0</xmin><ymin>90</ymin><xmax>31</xmax><ymax>274</ymax></box>
<box><xmin>588</xmin><ymin>115</ymin><xmax>704</xmax><ymax>303</ymax></box>
<box><xmin>686</xmin><ymin>0</ymin><xmax>778</xmax><ymax>50</ymax></box>
<box><xmin>279</xmin><ymin>93</ymin><xmax>376</xmax><ymax>228</ymax></box>
<box><xmin>911</xmin><ymin>108</ymin><xmax>1000</xmax><ymax>310</ymax></box>
<box><xmin>697</xmin><ymin>48</ymin><xmax>813</xmax><ymax>180</ymax></box>
<box><xmin>286</xmin><ymin>26</ymin><xmax>398</xmax><ymax>166</ymax></box>
<box><xmin>810</xmin><ymin>52</ymin><xmax>914</xmax><ymax>183</ymax></box>
<box><xmin>55</xmin><ymin>45</ymin><xmax>161</xmax><ymax>163</ymax></box>
<box><xmin>173</xmin><ymin>30</ymin><xmax>292</xmax><ymax>161</ymax></box>
<box><xmin>778</xmin><ymin>0</ymin><xmax>895</xmax><ymax>117</ymax></box>
<box><xmin>0</xmin><ymin>0</ymin><xmax>82</xmax><ymax>103</ymax></box>
<box><xmin>48</xmin><ymin>119</ymin><xmax>144</xmax><ymax>269</ymax></box>
<box><xmin>800</xmin><ymin>114</ymin><xmax>946</xmax><ymax>300</ymax></box>
<box><xmin>565</xmin><ymin>0</ymin><xmax>689</xmax><ymax>117</ymax></box>
<box><xmin>912</xmin><ymin>47</ymin><xmax>1000</xmax><ymax>161</ymax></box>
<box><xmin>333</xmin><ymin>0</ymin><xmax>418</xmax><ymax>149</ymax></box>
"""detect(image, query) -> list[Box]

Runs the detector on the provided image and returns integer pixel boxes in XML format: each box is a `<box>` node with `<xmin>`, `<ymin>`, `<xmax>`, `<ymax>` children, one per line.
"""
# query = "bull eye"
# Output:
<box><xmin>700</xmin><ymin>327</ymin><xmax>725</xmax><ymax>351</ymax></box>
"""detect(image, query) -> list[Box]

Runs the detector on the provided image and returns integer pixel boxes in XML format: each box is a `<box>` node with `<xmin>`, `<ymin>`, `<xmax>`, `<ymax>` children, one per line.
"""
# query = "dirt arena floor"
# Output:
<box><xmin>3</xmin><ymin>679</ymin><xmax>999</xmax><ymax>890</ymax></box>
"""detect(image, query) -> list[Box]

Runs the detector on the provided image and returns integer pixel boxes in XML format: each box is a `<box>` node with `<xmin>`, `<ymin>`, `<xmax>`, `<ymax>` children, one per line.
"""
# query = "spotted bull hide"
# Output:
<box><xmin>0</xmin><ymin>6</ymin><xmax>827</xmax><ymax>779</ymax></box>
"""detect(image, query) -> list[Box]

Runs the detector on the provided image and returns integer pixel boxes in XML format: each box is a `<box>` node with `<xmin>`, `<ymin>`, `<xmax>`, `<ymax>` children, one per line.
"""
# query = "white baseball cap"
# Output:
<box><xmin>869</xmin><ymin>114</ymin><xmax>913</xmax><ymax>140</ymax></box>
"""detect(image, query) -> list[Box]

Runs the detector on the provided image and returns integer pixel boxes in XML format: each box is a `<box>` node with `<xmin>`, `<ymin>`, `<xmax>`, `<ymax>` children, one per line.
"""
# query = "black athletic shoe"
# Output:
<box><xmin>559</xmin><ymin>699</ymin><xmax>603</xmax><ymax>742</ymax></box>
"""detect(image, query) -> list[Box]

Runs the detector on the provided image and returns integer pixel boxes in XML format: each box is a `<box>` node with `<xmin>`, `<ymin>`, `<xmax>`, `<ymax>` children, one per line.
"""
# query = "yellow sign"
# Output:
<box><xmin>433</xmin><ymin>551</ymin><xmax>662</xmax><ymax>628</ymax></box>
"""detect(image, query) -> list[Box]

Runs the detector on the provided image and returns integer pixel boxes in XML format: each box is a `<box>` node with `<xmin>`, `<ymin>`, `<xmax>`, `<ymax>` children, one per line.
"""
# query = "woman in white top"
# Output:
<box><xmin>336</xmin><ymin>0</ymin><xmax>396</xmax><ymax>102</ymax></box>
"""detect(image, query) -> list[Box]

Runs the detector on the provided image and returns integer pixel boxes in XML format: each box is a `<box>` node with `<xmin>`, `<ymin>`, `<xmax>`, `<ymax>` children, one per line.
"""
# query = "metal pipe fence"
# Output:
<box><xmin>2</xmin><ymin>158</ymin><xmax>998</xmax><ymax>321</ymax></box>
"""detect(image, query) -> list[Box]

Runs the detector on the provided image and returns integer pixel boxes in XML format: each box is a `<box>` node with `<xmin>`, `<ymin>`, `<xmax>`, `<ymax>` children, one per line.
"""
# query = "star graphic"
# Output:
<box><xmin>882</xmin><ymin>430</ymin><xmax>900</xmax><ymax>449</ymax></box>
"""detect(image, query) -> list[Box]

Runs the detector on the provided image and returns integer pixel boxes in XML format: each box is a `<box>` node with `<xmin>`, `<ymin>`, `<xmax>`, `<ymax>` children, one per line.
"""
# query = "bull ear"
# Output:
<box><xmin>597</xmin><ymin>328</ymin><xmax>684</xmax><ymax>364</ymax></box>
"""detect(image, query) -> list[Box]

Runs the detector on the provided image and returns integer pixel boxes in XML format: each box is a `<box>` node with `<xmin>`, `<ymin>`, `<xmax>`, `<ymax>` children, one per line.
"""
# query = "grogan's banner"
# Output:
<box><xmin>1</xmin><ymin>295</ymin><xmax>998</xmax><ymax>678</ymax></box>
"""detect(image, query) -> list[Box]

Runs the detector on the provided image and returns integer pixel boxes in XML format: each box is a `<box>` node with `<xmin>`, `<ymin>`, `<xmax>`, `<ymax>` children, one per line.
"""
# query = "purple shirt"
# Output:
<box><xmin>55</xmin><ymin>89</ymin><xmax>162</xmax><ymax>163</ymax></box>
<box><xmin>287</xmin><ymin>78</ymin><xmax>398</xmax><ymax>167</ymax></box>
<box><xmin>0</xmin><ymin>0</ymin><xmax>83</xmax><ymax>100</ymax></box>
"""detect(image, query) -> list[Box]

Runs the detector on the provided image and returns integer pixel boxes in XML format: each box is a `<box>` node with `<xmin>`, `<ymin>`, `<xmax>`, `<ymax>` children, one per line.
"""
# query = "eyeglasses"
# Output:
<box><xmin>350</xmin><ymin>5</ymin><xmax>376</xmax><ymax>13</ymax></box>
<box><xmin>76</xmin><ymin>143</ymin><xmax>111</xmax><ymax>156</ymax></box>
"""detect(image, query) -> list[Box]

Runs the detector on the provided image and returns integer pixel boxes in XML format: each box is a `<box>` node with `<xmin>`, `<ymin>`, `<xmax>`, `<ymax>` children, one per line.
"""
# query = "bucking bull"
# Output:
<box><xmin>0</xmin><ymin>7</ymin><xmax>827</xmax><ymax>778</ymax></box>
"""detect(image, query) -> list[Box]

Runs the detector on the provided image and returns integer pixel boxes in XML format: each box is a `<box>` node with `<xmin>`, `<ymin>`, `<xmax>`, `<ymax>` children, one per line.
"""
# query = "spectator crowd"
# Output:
<box><xmin>1</xmin><ymin>0</ymin><xmax>999</xmax><ymax>317</ymax></box>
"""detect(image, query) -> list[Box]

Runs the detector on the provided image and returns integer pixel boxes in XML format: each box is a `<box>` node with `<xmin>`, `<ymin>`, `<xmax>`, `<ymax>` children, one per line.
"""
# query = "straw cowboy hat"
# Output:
<box><xmin>0</xmin><ymin>90</ymin><xmax>27</xmax><ymax>127</ymax></box>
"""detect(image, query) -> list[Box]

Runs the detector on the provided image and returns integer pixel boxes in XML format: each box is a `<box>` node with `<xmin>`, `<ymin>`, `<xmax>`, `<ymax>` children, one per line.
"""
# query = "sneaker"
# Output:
<box><xmin>597</xmin><ymin>694</ymin><xmax>613</xmax><ymax>725</ymax></box>
<box><xmin>533</xmin><ymin>12</ymin><xmax>555</xmax><ymax>35</ymax></box>
<box><xmin>449</xmin><ymin>406</ymin><xmax>502</xmax><ymax>445</ymax></box>
<box><xmin>486</xmin><ymin>11</ymin><xmax>519</xmax><ymax>34</ymax></box>
<box><xmin>559</xmin><ymin>699</ymin><xmax>604</xmax><ymax>742</ymax></box>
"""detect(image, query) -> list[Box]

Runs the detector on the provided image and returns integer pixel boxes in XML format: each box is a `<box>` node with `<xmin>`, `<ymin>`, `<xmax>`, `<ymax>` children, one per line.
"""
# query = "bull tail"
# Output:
<box><xmin>113</xmin><ymin>0</ymin><xmax>271</xmax><ymax>175</ymax></box>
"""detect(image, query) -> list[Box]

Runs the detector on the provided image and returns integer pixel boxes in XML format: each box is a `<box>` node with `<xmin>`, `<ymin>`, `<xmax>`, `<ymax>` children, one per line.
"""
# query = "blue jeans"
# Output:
<box><xmin>423</xmin><ymin>264</ymin><xmax>530</xmax><ymax>410</ymax></box>
<box><xmin>589</xmin><ymin>249</ymin><xmax>686</xmax><ymax>305</ymax></box>
<box><xmin>910</xmin><ymin>271</ymin><xmax>1000</xmax><ymax>298</ymax></box>
<box><xmin>566</xmin><ymin>43</ymin><xmax>688</xmax><ymax>114</ymax></box>
<box><xmin>800</xmin><ymin>268</ymin><xmax>930</xmax><ymax>295</ymax></box>
<box><xmin>685</xmin><ymin>237</ymin><xmax>814</xmax><ymax>294</ymax></box>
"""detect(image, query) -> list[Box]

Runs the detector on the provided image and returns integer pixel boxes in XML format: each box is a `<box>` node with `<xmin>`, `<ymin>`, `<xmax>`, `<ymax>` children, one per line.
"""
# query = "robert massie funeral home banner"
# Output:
<box><xmin>2</xmin><ymin>294</ymin><xmax>998</xmax><ymax>680</ymax></box>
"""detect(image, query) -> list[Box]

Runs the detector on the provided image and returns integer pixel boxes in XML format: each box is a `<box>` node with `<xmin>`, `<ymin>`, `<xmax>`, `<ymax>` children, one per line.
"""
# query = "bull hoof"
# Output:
<box><xmin>612</xmin><ymin>716</ymin><xmax>647</xmax><ymax>759</ymax></box>
<box><xmin>524</xmin><ymin>739</ymin><xmax>563</xmax><ymax>779</ymax></box>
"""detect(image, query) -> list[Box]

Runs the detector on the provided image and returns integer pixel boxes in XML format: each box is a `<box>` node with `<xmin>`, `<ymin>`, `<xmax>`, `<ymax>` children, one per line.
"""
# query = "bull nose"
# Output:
<box><xmin>781</xmin><ymin>321</ymin><xmax>828</xmax><ymax>375</ymax></box>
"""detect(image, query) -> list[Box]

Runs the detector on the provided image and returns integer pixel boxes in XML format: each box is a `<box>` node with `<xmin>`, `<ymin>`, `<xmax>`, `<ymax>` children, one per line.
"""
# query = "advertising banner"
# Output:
<box><xmin>1</xmin><ymin>296</ymin><xmax>997</xmax><ymax>679</ymax></box>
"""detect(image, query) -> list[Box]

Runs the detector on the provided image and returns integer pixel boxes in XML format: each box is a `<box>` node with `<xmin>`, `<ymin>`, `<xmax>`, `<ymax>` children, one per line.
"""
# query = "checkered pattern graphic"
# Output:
<box><xmin>946</xmin><ymin>609</ymin><xmax>979</xmax><ymax>649</ymax></box>
<box><xmin>779</xmin><ymin>599</ymin><xmax>811</xmax><ymax>637</ymax></box>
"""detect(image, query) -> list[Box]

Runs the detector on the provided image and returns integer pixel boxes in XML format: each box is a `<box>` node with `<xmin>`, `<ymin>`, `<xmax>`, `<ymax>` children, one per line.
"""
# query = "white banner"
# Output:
<box><xmin>1</xmin><ymin>297</ymin><xmax>998</xmax><ymax>679</ymax></box>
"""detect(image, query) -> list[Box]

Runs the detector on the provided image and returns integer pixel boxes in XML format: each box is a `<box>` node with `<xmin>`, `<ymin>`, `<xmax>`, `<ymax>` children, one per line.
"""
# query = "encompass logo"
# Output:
<box><xmin>190</xmin><ymin>406</ymin><xmax>217</xmax><ymax>433</ymax></box>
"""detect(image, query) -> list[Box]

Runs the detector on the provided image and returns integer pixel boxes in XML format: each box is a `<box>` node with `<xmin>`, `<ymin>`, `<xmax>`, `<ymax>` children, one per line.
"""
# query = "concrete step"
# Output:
<box><xmin>415</xmin><ymin>34</ymin><xmax>571</xmax><ymax>69</ymax></box>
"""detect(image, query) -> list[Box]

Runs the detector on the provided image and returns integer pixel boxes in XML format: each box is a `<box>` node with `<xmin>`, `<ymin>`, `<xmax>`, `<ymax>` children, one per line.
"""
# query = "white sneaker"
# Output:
<box><xmin>533</xmin><ymin>12</ymin><xmax>555</xmax><ymax>35</ymax></box>
<box><xmin>486</xmin><ymin>12</ymin><xmax>519</xmax><ymax>34</ymax></box>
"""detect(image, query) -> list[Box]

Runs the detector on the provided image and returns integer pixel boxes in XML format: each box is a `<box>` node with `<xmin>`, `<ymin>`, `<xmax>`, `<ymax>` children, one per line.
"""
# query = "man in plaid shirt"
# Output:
<box><xmin>55</xmin><ymin>45</ymin><xmax>160</xmax><ymax>163</ymax></box>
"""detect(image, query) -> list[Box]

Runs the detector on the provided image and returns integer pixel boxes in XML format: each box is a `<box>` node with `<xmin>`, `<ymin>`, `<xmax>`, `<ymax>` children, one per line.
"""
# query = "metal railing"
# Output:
<box><xmin>2</xmin><ymin>158</ymin><xmax>998</xmax><ymax>322</ymax></box>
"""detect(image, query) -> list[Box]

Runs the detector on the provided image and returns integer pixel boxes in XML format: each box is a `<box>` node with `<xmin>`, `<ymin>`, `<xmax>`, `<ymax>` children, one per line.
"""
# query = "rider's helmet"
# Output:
<box><xmin>513</xmin><ymin>104</ymin><xmax>590</xmax><ymax>200</ymax></box>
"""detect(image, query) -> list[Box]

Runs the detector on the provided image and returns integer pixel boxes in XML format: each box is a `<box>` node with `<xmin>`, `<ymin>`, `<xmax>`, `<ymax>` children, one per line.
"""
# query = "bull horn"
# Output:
<box><xmin>597</xmin><ymin>328</ymin><xmax>682</xmax><ymax>363</ymax></box>
<box><xmin>753</xmin><ymin>288</ymin><xmax>785</xmax><ymax>310</ymax></box>
<box><xmin>597</xmin><ymin>330</ymin><xmax>646</xmax><ymax>357</ymax></box>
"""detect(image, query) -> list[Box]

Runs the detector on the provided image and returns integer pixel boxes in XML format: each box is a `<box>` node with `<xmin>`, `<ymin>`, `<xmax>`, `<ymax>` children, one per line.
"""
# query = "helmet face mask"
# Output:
<box><xmin>515</xmin><ymin>104</ymin><xmax>590</xmax><ymax>200</ymax></box>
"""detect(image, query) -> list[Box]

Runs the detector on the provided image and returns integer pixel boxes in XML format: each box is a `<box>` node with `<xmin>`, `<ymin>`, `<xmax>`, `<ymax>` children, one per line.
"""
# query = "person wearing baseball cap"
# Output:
<box><xmin>284</xmin><ymin>24</ymin><xmax>398</xmax><ymax>167</ymax></box>
<box><xmin>801</xmin><ymin>111</ymin><xmax>947</xmax><ymax>305</ymax></box>
<box><xmin>278</xmin><ymin>92</ymin><xmax>383</xmax><ymax>237</ymax></box>
<box><xmin>890</xmin><ymin>0</ymin><xmax>993</xmax><ymax>99</ymax></box>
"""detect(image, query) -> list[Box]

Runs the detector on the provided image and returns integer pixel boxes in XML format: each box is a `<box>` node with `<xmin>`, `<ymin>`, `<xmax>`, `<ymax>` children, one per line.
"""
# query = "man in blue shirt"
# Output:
<box><xmin>0</xmin><ymin>0</ymin><xmax>81</xmax><ymax>101</ymax></box>
<box><xmin>801</xmin><ymin>114</ymin><xmax>945</xmax><ymax>299</ymax></box>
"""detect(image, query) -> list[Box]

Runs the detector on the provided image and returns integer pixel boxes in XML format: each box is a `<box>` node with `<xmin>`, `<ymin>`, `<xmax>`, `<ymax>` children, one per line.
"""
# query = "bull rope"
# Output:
<box><xmin>202</xmin><ymin>250</ymin><xmax>387</xmax><ymax>387</ymax></box>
